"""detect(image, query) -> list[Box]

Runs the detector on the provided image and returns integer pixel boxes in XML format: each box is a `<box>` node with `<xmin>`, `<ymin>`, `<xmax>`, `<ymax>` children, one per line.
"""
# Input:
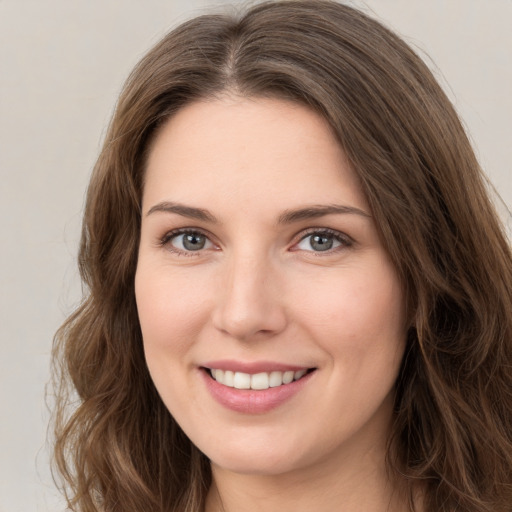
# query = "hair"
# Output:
<box><xmin>51</xmin><ymin>1</ymin><xmax>512</xmax><ymax>511</ymax></box>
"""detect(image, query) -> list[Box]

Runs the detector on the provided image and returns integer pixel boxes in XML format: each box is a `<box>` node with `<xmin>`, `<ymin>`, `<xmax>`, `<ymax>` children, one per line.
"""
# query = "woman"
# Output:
<box><xmin>52</xmin><ymin>1</ymin><xmax>512</xmax><ymax>511</ymax></box>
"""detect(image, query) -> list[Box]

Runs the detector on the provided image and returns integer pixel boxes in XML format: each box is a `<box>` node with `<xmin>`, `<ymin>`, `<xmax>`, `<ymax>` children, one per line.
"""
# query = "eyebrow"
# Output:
<box><xmin>145</xmin><ymin>201</ymin><xmax>370</xmax><ymax>224</ymax></box>
<box><xmin>277</xmin><ymin>204</ymin><xmax>371</xmax><ymax>224</ymax></box>
<box><xmin>146</xmin><ymin>201</ymin><xmax>218</xmax><ymax>223</ymax></box>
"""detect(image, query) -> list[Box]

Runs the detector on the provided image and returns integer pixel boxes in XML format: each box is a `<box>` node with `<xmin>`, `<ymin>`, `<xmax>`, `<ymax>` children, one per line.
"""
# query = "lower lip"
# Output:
<box><xmin>200</xmin><ymin>369</ymin><xmax>314</xmax><ymax>414</ymax></box>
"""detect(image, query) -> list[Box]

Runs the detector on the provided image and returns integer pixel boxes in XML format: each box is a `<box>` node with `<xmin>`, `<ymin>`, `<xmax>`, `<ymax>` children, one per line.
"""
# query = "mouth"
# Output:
<box><xmin>204</xmin><ymin>367</ymin><xmax>316</xmax><ymax>390</ymax></box>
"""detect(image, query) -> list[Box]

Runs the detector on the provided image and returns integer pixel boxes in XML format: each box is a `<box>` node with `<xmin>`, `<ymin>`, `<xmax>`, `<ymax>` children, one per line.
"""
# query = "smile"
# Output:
<box><xmin>208</xmin><ymin>368</ymin><xmax>310</xmax><ymax>390</ymax></box>
<box><xmin>201</xmin><ymin>365</ymin><xmax>317</xmax><ymax>414</ymax></box>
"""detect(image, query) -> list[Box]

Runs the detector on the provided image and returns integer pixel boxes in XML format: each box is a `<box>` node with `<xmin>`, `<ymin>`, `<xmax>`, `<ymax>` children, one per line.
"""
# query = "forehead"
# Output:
<box><xmin>143</xmin><ymin>97</ymin><xmax>368</xmax><ymax>216</ymax></box>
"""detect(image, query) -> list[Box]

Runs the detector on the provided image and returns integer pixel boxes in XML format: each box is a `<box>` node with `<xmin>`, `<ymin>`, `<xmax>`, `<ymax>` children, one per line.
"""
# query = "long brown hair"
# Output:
<box><xmin>51</xmin><ymin>1</ymin><xmax>512</xmax><ymax>510</ymax></box>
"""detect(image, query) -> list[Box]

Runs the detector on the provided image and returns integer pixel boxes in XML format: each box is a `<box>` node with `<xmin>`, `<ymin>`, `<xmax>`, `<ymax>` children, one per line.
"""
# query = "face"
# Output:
<box><xmin>135</xmin><ymin>97</ymin><xmax>407</xmax><ymax>477</ymax></box>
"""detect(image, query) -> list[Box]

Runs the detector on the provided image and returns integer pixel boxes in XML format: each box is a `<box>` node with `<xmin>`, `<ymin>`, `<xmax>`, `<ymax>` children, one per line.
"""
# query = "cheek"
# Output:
<box><xmin>300</xmin><ymin>267</ymin><xmax>403</xmax><ymax>331</ymax></box>
<box><xmin>135</xmin><ymin>264</ymin><xmax>212</xmax><ymax>358</ymax></box>
<box><xmin>292</xmin><ymin>259</ymin><xmax>406</xmax><ymax>368</ymax></box>
<box><xmin>134</xmin><ymin>265</ymin><xmax>214</xmax><ymax>417</ymax></box>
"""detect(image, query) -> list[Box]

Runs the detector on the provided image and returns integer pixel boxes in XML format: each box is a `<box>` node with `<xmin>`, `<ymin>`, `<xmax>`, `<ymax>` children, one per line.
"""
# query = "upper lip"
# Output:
<box><xmin>202</xmin><ymin>360</ymin><xmax>314</xmax><ymax>374</ymax></box>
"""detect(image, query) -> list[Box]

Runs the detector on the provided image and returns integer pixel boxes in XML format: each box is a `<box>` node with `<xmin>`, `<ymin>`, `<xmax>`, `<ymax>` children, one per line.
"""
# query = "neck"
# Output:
<box><xmin>204</xmin><ymin>443</ymin><xmax>411</xmax><ymax>512</ymax></box>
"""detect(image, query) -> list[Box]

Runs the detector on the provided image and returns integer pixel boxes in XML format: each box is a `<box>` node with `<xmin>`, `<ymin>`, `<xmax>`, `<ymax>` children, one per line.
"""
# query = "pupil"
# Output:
<box><xmin>311</xmin><ymin>234</ymin><xmax>333</xmax><ymax>251</ymax></box>
<box><xmin>183</xmin><ymin>233</ymin><xmax>205</xmax><ymax>251</ymax></box>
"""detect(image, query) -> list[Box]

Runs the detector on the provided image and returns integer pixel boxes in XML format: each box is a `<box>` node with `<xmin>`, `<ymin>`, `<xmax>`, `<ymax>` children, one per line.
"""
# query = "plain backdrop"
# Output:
<box><xmin>0</xmin><ymin>1</ymin><xmax>510</xmax><ymax>510</ymax></box>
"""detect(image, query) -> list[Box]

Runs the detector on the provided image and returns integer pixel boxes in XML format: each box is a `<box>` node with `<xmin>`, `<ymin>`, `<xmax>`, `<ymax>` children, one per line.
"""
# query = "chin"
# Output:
<box><xmin>209</xmin><ymin>452</ymin><xmax>303</xmax><ymax>477</ymax></box>
<box><xmin>198</xmin><ymin>430</ymin><xmax>325</xmax><ymax>477</ymax></box>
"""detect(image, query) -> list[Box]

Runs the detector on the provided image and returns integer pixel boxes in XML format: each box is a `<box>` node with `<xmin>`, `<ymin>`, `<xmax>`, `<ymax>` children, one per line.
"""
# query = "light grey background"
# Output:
<box><xmin>1</xmin><ymin>1</ymin><xmax>510</xmax><ymax>511</ymax></box>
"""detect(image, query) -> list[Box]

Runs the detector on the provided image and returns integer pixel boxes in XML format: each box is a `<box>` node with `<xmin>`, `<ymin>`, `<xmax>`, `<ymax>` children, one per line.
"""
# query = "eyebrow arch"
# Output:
<box><xmin>146</xmin><ymin>201</ymin><xmax>370</xmax><ymax>224</ymax></box>
<box><xmin>278</xmin><ymin>204</ymin><xmax>371</xmax><ymax>224</ymax></box>
<box><xmin>146</xmin><ymin>201</ymin><xmax>218</xmax><ymax>223</ymax></box>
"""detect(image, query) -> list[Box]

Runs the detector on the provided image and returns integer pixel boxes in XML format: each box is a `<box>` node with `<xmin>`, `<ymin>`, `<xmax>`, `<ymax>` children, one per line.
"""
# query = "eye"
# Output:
<box><xmin>294</xmin><ymin>229</ymin><xmax>351</xmax><ymax>253</ymax></box>
<box><xmin>162</xmin><ymin>230</ymin><xmax>215</xmax><ymax>254</ymax></box>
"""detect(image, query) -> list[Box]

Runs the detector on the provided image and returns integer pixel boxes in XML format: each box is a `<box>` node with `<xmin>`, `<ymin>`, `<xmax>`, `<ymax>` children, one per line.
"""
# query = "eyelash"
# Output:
<box><xmin>158</xmin><ymin>228</ymin><xmax>215</xmax><ymax>257</ymax></box>
<box><xmin>158</xmin><ymin>227</ymin><xmax>353</xmax><ymax>256</ymax></box>
<box><xmin>295</xmin><ymin>228</ymin><xmax>353</xmax><ymax>254</ymax></box>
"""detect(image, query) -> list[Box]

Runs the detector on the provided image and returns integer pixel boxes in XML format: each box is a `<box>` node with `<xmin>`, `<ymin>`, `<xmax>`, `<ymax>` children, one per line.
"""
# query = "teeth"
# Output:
<box><xmin>233</xmin><ymin>372</ymin><xmax>251</xmax><ymax>389</ymax></box>
<box><xmin>224</xmin><ymin>370</ymin><xmax>234</xmax><ymax>386</ymax></box>
<box><xmin>282</xmin><ymin>370</ymin><xmax>294</xmax><ymax>384</ymax></box>
<box><xmin>269</xmin><ymin>371</ymin><xmax>283</xmax><ymax>387</ymax></box>
<box><xmin>209</xmin><ymin>368</ymin><xmax>310</xmax><ymax>390</ymax></box>
<box><xmin>250</xmin><ymin>372</ymin><xmax>269</xmax><ymax>390</ymax></box>
<box><xmin>294</xmin><ymin>369</ymin><xmax>307</xmax><ymax>380</ymax></box>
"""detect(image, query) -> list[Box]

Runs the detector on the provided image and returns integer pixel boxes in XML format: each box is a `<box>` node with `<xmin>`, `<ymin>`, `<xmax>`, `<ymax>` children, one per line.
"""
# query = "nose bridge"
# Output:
<box><xmin>213</xmin><ymin>247</ymin><xmax>286</xmax><ymax>340</ymax></box>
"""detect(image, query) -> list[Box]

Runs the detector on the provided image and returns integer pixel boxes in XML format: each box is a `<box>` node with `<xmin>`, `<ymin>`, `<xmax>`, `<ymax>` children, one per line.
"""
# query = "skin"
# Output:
<box><xmin>135</xmin><ymin>97</ymin><xmax>409</xmax><ymax>511</ymax></box>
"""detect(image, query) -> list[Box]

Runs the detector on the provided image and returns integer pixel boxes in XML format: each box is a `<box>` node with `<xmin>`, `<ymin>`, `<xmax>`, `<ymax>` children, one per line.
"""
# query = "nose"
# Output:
<box><xmin>212</xmin><ymin>253</ymin><xmax>287</xmax><ymax>341</ymax></box>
